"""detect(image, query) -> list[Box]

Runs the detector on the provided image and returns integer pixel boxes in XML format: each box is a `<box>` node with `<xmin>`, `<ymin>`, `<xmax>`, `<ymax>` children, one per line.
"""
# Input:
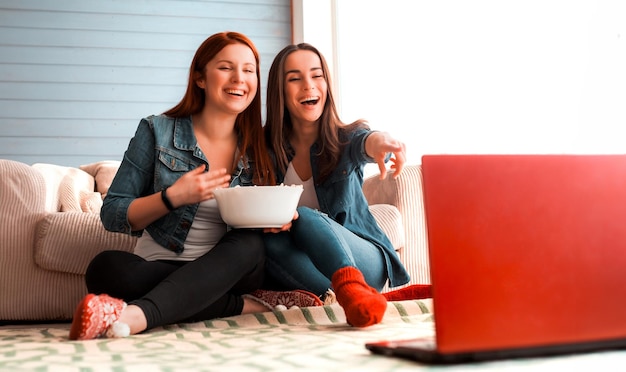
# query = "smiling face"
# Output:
<box><xmin>196</xmin><ymin>43</ymin><xmax>258</xmax><ymax>116</ymax></box>
<box><xmin>283</xmin><ymin>50</ymin><xmax>328</xmax><ymax>130</ymax></box>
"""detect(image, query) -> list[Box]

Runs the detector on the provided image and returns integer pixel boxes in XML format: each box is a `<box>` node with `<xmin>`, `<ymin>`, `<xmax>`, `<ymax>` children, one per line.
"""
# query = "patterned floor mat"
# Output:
<box><xmin>1</xmin><ymin>300</ymin><xmax>435</xmax><ymax>371</ymax></box>
<box><xmin>3</xmin><ymin>299</ymin><xmax>621</xmax><ymax>372</ymax></box>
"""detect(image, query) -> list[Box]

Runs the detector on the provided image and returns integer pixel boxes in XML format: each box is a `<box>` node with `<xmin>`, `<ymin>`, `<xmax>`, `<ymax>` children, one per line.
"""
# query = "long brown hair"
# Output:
<box><xmin>164</xmin><ymin>31</ymin><xmax>275</xmax><ymax>185</ymax></box>
<box><xmin>264</xmin><ymin>43</ymin><xmax>368</xmax><ymax>182</ymax></box>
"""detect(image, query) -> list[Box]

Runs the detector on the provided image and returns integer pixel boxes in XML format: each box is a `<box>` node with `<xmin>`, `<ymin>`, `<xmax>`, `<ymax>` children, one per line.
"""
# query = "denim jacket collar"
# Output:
<box><xmin>173</xmin><ymin>117</ymin><xmax>206</xmax><ymax>159</ymax></box>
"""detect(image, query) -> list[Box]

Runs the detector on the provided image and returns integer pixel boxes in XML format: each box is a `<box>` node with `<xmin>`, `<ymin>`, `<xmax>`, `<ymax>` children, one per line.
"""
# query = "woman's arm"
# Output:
<box><xmin>127</xmin><ymin>165</ymin><xmax>230</xmax><ymax>231</ymax></box>
<box><xmin>364</xmin><ymin>131</ymin><xmax>407</xmax><ymax>179</ymax></box>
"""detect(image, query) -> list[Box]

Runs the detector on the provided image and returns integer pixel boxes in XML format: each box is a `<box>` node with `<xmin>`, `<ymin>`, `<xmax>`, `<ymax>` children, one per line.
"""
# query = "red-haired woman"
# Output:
<box><xmin>69</xmin><ymin>32</ymin><xmax>321</xmax><ymax>341</ymax></box>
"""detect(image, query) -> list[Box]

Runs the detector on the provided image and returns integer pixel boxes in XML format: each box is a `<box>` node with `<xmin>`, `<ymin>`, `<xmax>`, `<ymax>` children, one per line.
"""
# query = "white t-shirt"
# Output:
<box><xmin>284</xmin><ymin>162</ymin><xmax>320</xmax><ymax>210</ymax></box>
<box><xmin>134</xmin><ymin>198</ymin><xmax>227</xmax><ymax>261</ymax></box>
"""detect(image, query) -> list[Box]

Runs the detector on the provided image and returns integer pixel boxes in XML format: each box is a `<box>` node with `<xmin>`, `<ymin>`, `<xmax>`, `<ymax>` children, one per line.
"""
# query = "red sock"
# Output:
<box><xmin>331</xmin><ymin>267</ymin><xmax>387</xmax><ymax>327</ymax></box>
<box><xmin>383</xmin><ymin>284</ymin><xmax>432</xmax><ymax>301</ymax></box>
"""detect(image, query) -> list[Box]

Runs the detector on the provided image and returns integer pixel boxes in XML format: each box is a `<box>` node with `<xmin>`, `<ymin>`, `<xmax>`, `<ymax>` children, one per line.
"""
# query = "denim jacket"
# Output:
<box><xmin>101</xmin><ymin>115</ymin><xmax>255</xmax><ymax>254</ymax></box>
<box><xmin>279</xmin><ymin>128</ymin><xmax>411</xmax><ymax>288</ymax></box>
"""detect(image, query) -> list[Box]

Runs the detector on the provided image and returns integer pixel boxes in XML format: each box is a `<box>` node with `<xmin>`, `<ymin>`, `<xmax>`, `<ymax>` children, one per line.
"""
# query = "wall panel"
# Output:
<box><xmin>0</xmin><ymin>0</ymin><xmax>291</xmax><ymax>167</ymax></box>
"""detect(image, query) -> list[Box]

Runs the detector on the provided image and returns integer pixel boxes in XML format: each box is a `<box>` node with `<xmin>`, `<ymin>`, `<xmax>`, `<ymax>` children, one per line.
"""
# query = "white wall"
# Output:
<box><xmin>297</xmin><ymin>0</ymin><xmax>626</xmax><ymax>166</ymax></box>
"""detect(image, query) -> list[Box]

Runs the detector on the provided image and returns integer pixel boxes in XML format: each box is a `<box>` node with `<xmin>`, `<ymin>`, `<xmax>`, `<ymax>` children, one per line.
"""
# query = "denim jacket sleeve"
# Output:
<box><xmin>101</xmin><ymin>117</ymin><xmax>159</xmax><ymax>236</ymax></box>
<box><xmin>101</xmin><ymin>115</ymin><xmax>208</xmax><ymax>254</ymax></box>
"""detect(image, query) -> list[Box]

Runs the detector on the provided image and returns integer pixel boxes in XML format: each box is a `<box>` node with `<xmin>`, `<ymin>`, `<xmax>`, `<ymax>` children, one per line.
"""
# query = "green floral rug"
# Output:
<box><xmin>3</xmin><ymin>299</ymin><xmax>623</xmax><ymax>372</ymax></box>
<box><xmin>1</xmin><ymin>300</ymin><xmax>435</xmax><ymax>371</ymax></box>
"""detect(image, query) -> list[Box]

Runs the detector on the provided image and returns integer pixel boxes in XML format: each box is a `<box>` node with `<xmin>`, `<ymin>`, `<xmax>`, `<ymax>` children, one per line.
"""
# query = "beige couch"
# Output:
<box><xmin>0</xmin><ymin>159</ymin><xmax>429</xmax><ymax>322</ymax></box>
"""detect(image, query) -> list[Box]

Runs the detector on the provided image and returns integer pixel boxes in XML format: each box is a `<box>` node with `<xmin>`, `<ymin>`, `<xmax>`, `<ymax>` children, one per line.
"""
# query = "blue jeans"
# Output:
<box><xmin>263</xmin><ymin>206</ymin><xmax>387</xmax><ymax>296</ymax></box>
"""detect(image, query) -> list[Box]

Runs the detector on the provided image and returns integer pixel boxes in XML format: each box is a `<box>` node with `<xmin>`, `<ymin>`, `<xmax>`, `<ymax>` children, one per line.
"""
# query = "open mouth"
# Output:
<box><xmin>226</xmin><ymin>89</ymin><xmax>245</xmax><ymax>97</ymax></box>
<box><xmin>300</xmin><ymin>96</ymin><xmax>319</xmax><ymax>105</ymax></box>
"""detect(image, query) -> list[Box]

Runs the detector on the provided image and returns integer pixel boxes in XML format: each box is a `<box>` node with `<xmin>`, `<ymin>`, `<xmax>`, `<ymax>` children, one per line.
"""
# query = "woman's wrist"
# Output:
<box><xmin>161</xmin><ymin>187</ymin><xmax>176</xmax><ymax>211</ymax></box>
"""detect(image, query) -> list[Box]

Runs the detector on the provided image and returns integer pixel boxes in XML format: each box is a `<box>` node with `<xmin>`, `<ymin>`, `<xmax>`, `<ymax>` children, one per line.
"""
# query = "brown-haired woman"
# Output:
<box><xmin>69</xmin><ymin>32</ymin><xmax>321</xmax><ymax>341</ymax></box>
<box><xmin>262</xmin><ymin>43</ymin><xmax>414</xmax><ymax>328</ymax></box>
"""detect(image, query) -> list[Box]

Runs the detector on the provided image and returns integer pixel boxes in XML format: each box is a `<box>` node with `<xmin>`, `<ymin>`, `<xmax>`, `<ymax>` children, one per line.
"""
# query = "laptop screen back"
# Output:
<box><xmin>421</xmin><ymin>155</ymin><xmax>626</xmax><ymax>354</ymax></box>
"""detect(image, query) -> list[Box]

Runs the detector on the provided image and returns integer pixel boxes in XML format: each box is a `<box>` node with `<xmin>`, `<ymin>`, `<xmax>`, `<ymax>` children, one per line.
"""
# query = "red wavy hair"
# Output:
<box><xmin>164</xmin><ymin>31</ymin><xmax>275</xmax><ymax>185</ymax></box>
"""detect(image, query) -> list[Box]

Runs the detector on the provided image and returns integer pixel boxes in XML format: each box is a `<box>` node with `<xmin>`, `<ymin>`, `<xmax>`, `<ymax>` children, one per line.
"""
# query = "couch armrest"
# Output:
<box><xmin>35</xmin><ymin>212</ymin><xmax>137</xmax><ymax>275</ymax></box>
<box><xmin>362</xmin><ymin>164</ymin><xmax>430</xmax><ymax>284</ymax></box>
<box><xmin>368</xmin><ymin>204</ymin><xmax>404</xmax><ymax>251</ymax></box>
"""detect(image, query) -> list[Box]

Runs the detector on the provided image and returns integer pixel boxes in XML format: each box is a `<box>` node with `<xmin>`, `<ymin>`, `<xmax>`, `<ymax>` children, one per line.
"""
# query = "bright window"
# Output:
<box><xmin>294</xmin><ymin>0</ymin><xmax>626</xmax><ymax>167</ymax></box>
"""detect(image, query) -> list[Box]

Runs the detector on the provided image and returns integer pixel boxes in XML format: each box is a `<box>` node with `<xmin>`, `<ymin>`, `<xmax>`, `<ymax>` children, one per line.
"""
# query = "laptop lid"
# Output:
<box><xmin>421</xmin><ymin>154</ymin><xmax>626</xmax><ymax>355</ymax></box>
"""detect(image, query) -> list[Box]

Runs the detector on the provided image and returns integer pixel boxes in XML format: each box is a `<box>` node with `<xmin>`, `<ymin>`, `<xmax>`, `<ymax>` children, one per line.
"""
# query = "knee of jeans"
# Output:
<box><xmin>294</xmin><ymin>206</ymin><xmax>327</xmax><ymax>228</ymax></box>
<box><xmin>293</xmin><ymin>206</ymin><xmax>331</xmax><ymax>234</ymax></box>
<box><xmin>296</xmin><ymin>206</ymin><xmax>318</xmax><ymax>219</ymax></box>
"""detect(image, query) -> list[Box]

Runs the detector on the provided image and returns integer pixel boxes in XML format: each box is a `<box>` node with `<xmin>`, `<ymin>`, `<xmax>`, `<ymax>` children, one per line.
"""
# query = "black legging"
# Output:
<box><xmin>85</xmin><ymin>229</ymin><xmax>265</xmax><ymax>330</ymax></box>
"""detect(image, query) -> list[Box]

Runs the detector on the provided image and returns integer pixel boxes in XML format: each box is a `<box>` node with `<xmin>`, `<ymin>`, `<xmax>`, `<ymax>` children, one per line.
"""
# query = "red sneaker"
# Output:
<box><xmin>69</xmin><ymin>293</ymin><xmax>126</xmax><ymax>340</ymax></box>
<box><xmin>244</xmin><ymin>289</ymin><xmax>323</xmax><ymax>310</ymax></box>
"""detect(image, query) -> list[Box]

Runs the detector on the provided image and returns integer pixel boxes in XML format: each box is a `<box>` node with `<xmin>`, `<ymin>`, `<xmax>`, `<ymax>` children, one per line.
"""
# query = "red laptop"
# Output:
<box><xmin>366</xmin><ymin>154</ymin><xmax>626</xmax><ymax>364</ymax></box>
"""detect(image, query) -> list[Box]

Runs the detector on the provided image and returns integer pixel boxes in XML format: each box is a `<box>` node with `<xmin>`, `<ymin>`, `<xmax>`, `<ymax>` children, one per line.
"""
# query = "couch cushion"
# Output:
<box><xmin>32</xmin><ymin>163</ymin><xmax>102</xmax><ymax>213</ymax></box>
<box><xmin>369</xmin><ymin>204</ymin><xmax>405</xmax><ymax>251</ymax></box>
<box><xmin>35</xmin><ymin>212</ymin><xmax>136</xmax><ymax>275</ymax></box>
<box><xmin>80</xmin><ymin>160</ymin><xmax>121</xmax><ymax>199</ymax></box>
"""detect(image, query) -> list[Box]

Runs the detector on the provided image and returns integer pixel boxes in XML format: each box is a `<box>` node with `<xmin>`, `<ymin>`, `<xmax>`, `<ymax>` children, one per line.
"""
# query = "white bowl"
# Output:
<box><xmin>213</xmin><ymin>185</ymin><xmax>304</xmax><ymax>228</ymax></box>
